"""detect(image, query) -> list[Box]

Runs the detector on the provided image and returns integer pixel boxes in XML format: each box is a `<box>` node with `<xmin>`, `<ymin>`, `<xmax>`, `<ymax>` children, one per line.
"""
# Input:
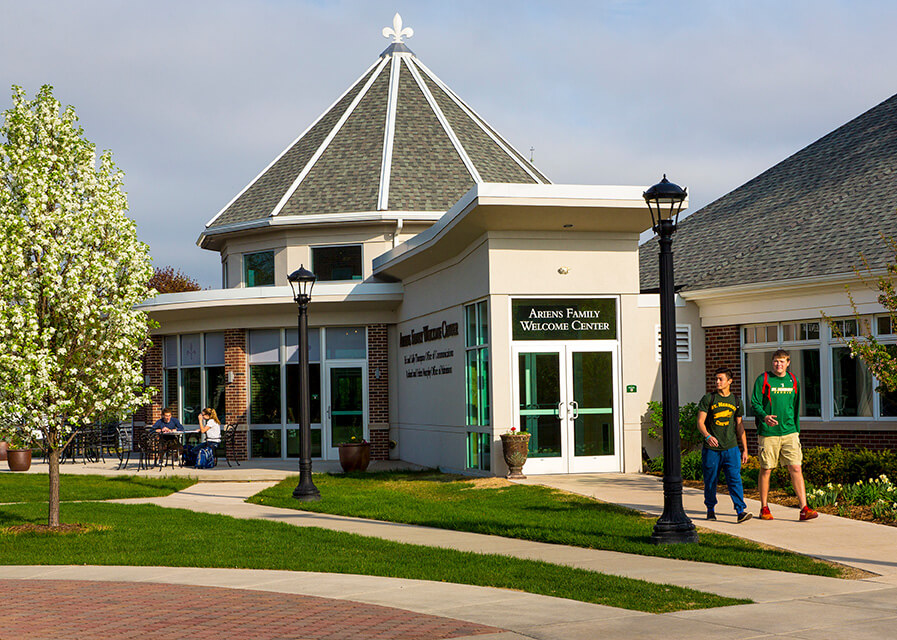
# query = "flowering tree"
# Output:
<box><xmin>0</xmin><ymin>85</ymin><xmax>155</xmax><ymax>527</ymax></box>
<box><xmin>825</xmin><ymin>235</ymin><xmax>897</xmax><ymax>394</ymax></box>
<box><xmin>148</xmin><ymin>265</ymin><xmax>201</xmax><ymax>293</ymax></box>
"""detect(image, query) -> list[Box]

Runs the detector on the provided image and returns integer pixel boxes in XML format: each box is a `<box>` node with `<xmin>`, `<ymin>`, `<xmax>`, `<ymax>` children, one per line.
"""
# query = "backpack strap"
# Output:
<box><xmin>789</xmin><ymin>371</ymin><xmax>797</xmax><ymax>391</ymax></box>
<box><xmin>762</xmin><ymin>371</ymin><xmax>771</xmax><ymax>404</ymax></box>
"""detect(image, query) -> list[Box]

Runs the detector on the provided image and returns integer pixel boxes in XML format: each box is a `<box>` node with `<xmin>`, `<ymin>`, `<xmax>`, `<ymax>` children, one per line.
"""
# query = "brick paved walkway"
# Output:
<box><xmin>2</xmin><ymin>580</ymin><xmax>503</xmax><ymax>640</ymax></box>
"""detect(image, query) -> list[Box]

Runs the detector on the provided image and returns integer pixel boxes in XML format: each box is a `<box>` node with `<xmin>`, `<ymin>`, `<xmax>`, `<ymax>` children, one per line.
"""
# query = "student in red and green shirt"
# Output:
<box><xmin>750</xmin><ymin>349</ymin><xmax>818</xmax><ymax>521</ymax></box>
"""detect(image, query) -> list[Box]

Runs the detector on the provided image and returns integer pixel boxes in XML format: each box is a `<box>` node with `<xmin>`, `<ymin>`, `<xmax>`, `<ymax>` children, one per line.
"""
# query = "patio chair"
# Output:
<box><xmin>219</xmin><ymin>423</ymin><xmax>241</xmax><ymax>467</ymax></box>
<box><xmin>136</xmin><ymin>429</ymin><xmax>160</xmax><ymax>471</ymax></box>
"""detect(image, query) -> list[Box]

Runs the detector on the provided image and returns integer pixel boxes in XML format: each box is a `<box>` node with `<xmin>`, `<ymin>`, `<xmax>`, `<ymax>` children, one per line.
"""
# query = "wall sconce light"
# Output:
<box><xmin>374</xmin><ymin>367</ymin><xmax>381</xmax><ymax>379</ymax></box>
<box><xmin>227</xmin><ymin>371</ymin><xmax>235</xmax><ymax>384</ymax></box>
<box><xmin>143</xmin><ymin>375</ymin><xmax>151</xmax><ymax>387</ymax></box>
<box><xmin>558</xmin><ymin>267</ymin><xmax>570</xmax><ymax>275</ymax></box>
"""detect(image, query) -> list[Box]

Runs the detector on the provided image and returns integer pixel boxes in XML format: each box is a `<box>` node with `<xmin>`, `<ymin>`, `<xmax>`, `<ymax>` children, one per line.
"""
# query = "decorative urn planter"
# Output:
<box><xmin>6</xmin><ymin>449</ymin><xmax>32</xmax><ymax>472</ymax></box>
<box><xmin>500</xmin><ymin>431</ymin><xmax>531</xmax><ymax>479</ymax></box>
<box><xmin>0</xmin><ymin>441</ymin><xmax>8</xmax><ymax>462</ymax></box>
<box><xmin>338</xmin><ymin>441</ymin><xmax>371</xmax><ymax>473</ymax></box>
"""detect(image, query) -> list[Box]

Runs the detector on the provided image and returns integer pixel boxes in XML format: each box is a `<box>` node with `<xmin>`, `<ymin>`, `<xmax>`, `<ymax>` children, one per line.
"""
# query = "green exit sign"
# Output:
<box><xmin>626</xmin><ymin>385</ymin><xmax>637</xmax><ymax>393</ymax></box>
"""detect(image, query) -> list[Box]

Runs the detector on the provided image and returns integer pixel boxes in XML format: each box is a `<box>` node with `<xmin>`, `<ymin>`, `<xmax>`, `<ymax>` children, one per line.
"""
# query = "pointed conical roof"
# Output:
<box><xmin>204</xmin><ymin>16</ymin><xmax>549</xmax><ymax>234</ymax></box>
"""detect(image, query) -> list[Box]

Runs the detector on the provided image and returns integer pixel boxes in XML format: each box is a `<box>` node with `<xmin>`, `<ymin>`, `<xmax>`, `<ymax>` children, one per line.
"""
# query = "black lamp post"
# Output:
<box><xmin>644</xmin><ymin>175</ymin><xmax>698</xmax><ymax>544</ymax></box>
<box><xmin>288</xmin><ymin>265</ymin><xmax>321</xmax><ymax>502</ymax></box>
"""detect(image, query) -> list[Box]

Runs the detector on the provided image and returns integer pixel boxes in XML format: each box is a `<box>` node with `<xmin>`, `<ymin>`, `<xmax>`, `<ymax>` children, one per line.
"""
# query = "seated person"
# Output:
<box><xmin>152</xmin><ymin>408</ymin><xmax>184</xmax><ymax>433</ymax></box>
<box><xmin>184</xmin><ymin>407</ymin><xmax>221</xmax><ymax>467</ymax></box>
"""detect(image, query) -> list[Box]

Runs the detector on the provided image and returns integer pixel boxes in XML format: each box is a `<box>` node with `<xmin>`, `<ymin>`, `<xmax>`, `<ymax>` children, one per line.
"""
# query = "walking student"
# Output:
<box><xmin>697</xmin><ymin>367</ymin><xmax>752</xmax><ymax>523</ymax></box>
<box><xmin>751</xmin><ymin>349</ymin><xmax>818</xmax><ymax>521</ymax></box>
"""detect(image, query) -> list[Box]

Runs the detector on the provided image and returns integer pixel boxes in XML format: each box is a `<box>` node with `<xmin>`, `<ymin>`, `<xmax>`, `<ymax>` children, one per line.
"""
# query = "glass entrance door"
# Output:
<box><xmin>514</xmin><ymin>343</ymin><xmax>619</xmax><ymax>474</ymax></box>
<box><xmin>325</xmin><ymin>363</ymin><xmax>366</xmax><ymax>457</ymax></box>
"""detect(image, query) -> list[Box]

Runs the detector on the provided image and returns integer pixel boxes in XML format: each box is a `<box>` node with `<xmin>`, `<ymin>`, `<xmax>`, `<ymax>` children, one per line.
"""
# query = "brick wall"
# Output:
<box><xmin>367</xmin><ymin>324</ymin><xmax>389</xmax><ymax>460</ymax></box>
<box><xmin>704</xmin><ymin>325</ymin><xmax>742</xmax><ymax>395</ymax></box>
<box><xmin>225</xmin><ymin>329</ymin><xmax>248</xmax><ymax>460</ymax></box>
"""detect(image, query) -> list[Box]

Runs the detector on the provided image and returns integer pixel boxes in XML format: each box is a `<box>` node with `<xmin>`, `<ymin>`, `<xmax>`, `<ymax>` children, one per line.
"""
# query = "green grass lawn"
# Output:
<box><xmin>0</xmin><ymin>474</ymin><xmax>195</xmax><ymax>503</ymax></box>
<box><xmin>0</xmin><ymin>502</ymin><xmax>747</xmax><ymax>613</ymax></box>
<box><xmin>249</xmin><ymin>471</ymin><xmax>842</xmax><ymax>578</ymax></box>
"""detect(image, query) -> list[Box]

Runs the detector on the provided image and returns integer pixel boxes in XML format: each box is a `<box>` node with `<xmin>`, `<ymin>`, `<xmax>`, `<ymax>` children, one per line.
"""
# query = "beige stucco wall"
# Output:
<box><xmin>392</xmin><ymin>229</ymin><xmax>683</xmax><ymax>475</ymax></box>
<box><xmin>216</xmin><ymin>221</ymin><xmax>435</xmax><ymax>288</ymax></box>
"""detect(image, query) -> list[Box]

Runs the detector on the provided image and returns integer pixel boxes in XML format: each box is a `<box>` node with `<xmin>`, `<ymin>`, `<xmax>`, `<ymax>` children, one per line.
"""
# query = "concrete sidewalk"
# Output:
<box><xmin>517</xmin><ymin>473</ymin><xmax>897</xmax><ymax>578</ymax></box>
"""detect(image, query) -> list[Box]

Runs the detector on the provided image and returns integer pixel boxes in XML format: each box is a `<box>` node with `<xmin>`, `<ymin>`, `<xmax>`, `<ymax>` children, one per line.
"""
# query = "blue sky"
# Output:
<box><xmin>2</xmin><ymin>0</ymin><xmax>896</xmax><ymax>286</ymax></box>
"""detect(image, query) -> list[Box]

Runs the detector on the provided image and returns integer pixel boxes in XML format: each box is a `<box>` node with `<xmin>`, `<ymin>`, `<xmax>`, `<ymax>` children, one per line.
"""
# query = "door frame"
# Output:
<box><xmin>323</xmin><ymin>359</ymin><xmax>368</xmax><ymax>459</ymax></box>
<box><xmin>511</xmin><ymin>341</ymin><xmax>622</xmax><ymax>474</ymax></box>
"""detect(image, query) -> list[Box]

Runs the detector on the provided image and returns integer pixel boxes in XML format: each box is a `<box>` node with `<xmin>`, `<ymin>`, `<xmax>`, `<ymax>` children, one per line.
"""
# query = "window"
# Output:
<box><xmin>248</xmin><ymin>329</ymin><xmax>281</xmax><ymax>425</ymax></box>
<box><xmin>743</xmin><ymin>324</ymin><xmax>777</xmax><ymax>344</ymax></box>
<box><xmin>160</xmin><ymin>333</ymin><xmax>227</xmax><ymax>425</ymax></box>
<box><xmin>325</xmin><ymin>327</ymin><xmax>366</xmax><ymax>359</ymax></box>
<box><xmin>243</xmin><ymin>251</ymin><xmax>275</xmax><ymax>287</ymax></box>
<box><xmin>741</xmin><ymin>318</ymin><xmax>895</xmax><ymax>421</ymax></box>
<box><xmin>312</xmin><ymin>245</ymin><xmax>362</xmax><ymax>281</ymax></box>
<box><xmin>466</xmin><ymin>432</ymin><xmax>491</xmax><ymax>471</ymax></box>
<box><xmin>783</xmin><ymin>322</ymin><xmax>819</xmax><ymax>342</ymax></box>
<box><xmin>465</xmin><ymin>301</ymin><xmax>489</xmax><ymax>427</ymax></box>
<box><xmin>655</xmin><ymin>325</ymin><xmax>692</xmax><ymax>361</ymax></box>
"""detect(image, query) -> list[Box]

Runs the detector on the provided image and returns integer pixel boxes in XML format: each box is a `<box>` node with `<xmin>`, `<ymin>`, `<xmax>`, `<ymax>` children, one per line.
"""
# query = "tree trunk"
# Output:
<box><xmin>48</xmin><ymin>448</ymin><xmax>60</xmax><ymax>527</ymax></box>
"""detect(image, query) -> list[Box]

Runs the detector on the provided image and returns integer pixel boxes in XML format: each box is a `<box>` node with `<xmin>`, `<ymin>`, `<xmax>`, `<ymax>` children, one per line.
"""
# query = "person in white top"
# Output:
<box><xmin>199</xmin><ymin>407</ymin><xmax>221</xmax><ymax>445</ymax></box>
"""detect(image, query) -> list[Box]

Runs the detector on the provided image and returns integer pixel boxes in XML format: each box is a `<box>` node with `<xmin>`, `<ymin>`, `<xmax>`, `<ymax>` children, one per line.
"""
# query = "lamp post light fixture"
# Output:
<box><xmin>288</xmin><ymin>265</ymin><xmax>321</xmax><ymax>502</ymax></box>
<box><xmin>644</xmin><ymin>175</ymin><xmax>698</xmax><ymax>544</ymax></box>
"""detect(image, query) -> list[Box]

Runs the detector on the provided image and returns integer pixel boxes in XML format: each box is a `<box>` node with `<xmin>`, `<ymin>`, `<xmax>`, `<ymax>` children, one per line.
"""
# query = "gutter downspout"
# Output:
<box><xmin>392</xmin><ymin>217</ymin><xmax>404</xmax><ymax>248</ymax></box>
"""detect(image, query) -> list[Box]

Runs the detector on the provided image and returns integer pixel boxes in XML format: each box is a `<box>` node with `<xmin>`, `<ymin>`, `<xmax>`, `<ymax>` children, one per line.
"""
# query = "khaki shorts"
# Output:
<box><xmin>758</xmin><ymin>433</ymin><xmax>802</xmax><ymax>469</ymax></box>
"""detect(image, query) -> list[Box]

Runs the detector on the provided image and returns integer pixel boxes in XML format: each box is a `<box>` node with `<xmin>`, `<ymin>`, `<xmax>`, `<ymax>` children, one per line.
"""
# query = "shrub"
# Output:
<box><xmin>646</xmin><ymin>401</ymin><xmax>703</xmax><ymax>452</ymax></box>
<box><xmin>643</xmin><ymin>450</ymin><xmax>703</xmax><ymax>480</ymax></box>
<box><xmin>801</xmin><ymin>446</ymin><xmax>897</xmax><ymax>485</ymax></box>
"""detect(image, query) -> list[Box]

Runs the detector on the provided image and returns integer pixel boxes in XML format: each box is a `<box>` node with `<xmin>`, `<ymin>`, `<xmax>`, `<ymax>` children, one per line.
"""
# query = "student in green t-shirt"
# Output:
<box><xmin>697</xmin><ymin>367</ymin><xmax>752</xmax><ymax>523</ymax></box>
<box><xmin>751</xmin><ymin>349</ymin><xmax>818</xmax><ymax>521</ymax></box>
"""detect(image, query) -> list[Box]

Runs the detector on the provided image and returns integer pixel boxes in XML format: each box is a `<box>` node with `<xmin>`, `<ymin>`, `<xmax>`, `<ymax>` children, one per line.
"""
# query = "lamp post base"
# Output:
<box><xmin>292</xmin><ymin>481</ymin><xmax>321</xmax><ymax>502</ymax></box>
<box><xmin>649</xmin><ymin>519</ymin><xmax>699</xmax><ymax>545</ymax></box>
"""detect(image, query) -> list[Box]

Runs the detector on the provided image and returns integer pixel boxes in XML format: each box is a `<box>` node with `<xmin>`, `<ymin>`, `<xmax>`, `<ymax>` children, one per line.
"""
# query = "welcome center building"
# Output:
<box><xmin>136</xmin><ymin>18</ymin><xmax>897</xmax><ymax>475</ymax></box>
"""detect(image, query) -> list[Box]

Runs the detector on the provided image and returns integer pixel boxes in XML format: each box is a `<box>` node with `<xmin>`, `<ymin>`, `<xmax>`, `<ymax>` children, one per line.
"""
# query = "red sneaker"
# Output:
<box><xmin>759</xmin><ymin>506</ymin><xmax>774</xmax><ymax>520</ymax></box>
<box><xmin>800</xmin><ymin>506</ymin><xmax>819</xmax><ymax>521</ymax></box>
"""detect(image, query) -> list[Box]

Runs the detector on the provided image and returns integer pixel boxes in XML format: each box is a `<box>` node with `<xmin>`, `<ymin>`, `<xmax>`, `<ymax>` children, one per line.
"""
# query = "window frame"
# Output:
<box><xmin>243</xmin><ymin>250</ymin><xmax>275</xmax><ymax>288</ymax></box>
<box><xmin>311</xmin><ymin>244</ymin><xmax>364</xmax><ymax>282</ymax></box>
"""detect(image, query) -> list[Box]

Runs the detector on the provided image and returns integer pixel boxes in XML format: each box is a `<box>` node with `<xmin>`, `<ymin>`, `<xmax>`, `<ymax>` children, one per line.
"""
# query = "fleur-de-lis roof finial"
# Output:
<box><xmin>382</xmin><ymin>13</ymin><xmax>413</xmax><ymax>43</ymax></box>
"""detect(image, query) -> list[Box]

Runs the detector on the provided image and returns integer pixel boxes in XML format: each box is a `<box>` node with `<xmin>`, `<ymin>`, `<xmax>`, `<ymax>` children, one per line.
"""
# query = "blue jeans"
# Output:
<box><xmin>702</xmin><ymin>446</ymin><xmax>747</xmax><ymax>515</ymax></box>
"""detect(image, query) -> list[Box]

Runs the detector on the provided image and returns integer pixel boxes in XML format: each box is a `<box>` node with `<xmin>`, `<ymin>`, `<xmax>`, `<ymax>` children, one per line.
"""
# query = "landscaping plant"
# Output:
<box><xmin>0</xmin><ymin>85</ymin><xmax>155</xmax><ymax>527</ymax></box>
<box><xmin>646</xmin><ymin>401</ymin><xmax>703</xmax><ymax>452</ymax></box>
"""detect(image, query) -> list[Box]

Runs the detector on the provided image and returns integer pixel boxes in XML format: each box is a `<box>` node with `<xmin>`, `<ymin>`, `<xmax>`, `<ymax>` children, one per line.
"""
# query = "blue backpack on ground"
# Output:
<box><xmin>195</xmin><ymin>445</ymin><xmax>216</xmax><ymax>469</ymax></box>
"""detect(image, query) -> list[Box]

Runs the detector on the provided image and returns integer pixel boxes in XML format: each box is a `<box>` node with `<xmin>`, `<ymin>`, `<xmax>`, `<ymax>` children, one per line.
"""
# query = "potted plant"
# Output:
<box><xmin>5</xmin><ymin>425</ymin><xmax>37</xmax><ymax>472</ymax></box>
<box><xmin>500</xmin><ymin>426</ymin><xmax>531</xmax><ymax>479</ymax></box>
<box><xmin>338</xmin><ymin>435</ymin><xmax>371</xmax><ymax>472</ymax></box>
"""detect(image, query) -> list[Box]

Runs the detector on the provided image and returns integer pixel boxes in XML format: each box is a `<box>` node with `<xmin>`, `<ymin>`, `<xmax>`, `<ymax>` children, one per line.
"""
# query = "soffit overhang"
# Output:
<box><xmin>373</xmin><ymin>183</ymin><xmax>673</xmax><ymax>281</ymax></box>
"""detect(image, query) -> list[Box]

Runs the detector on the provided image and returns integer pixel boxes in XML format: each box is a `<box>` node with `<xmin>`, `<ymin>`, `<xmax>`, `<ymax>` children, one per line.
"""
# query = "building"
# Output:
<box><xmin>137</xmin><ymin>17</ymin><xmax>687</xmax><ymax>474</ymax></box>
<box><xmin>640</xmin><ymin>92</ymin><xmax>897</xmax><ymax>451</ymax></box>
<box><xmin>138</xmin><ymin>16</ymin><xmax>897</xmax><ymax>474</ymax></box>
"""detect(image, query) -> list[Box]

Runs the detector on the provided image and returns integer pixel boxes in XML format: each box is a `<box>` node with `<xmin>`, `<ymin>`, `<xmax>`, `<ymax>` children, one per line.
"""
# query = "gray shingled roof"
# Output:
<box><xmin>640</xmin><ymin>92</ymin><xmax>897</xmax><ymax>292</ymax></box>
<box><xmin>206</xmin><ymin>38</ymin><xmax>548</xmax><ymax>231</ymax></box>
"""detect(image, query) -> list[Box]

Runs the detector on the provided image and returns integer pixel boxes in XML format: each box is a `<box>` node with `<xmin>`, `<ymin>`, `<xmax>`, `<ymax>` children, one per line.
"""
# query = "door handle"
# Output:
<box><xmin>569</xmin><ymin>401</ymin><xmax>579</xmax><ymax>419</ymax></box>
<box><xmin>326</xmin><ymin>406</ymin><xmax>331</xmax><ymax>419</ymax></box>
<box><xmin>557</xmin><ymin>401</ymin><xmax>564</xmax><ymax>418</ymax></box>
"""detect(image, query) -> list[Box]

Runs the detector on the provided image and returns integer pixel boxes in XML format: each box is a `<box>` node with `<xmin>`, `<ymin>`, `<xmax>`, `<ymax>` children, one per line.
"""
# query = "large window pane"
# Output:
<box><xmin>285</xmin><ymin>328</ymin><xmax>321</xmax><ymax>363</ymax></box>
<box><xmin>248</xmin><ymin>329</ymin><xmax>280</xmax><ymax>363</ymax></box>
<box><xmin>244</xmin><ymin>251</ymin><xmax>275</xmax><ymax>287</ymax></box>
<box><xmin>164</xmin><ymin>369</ymin><xmax>178</xmax><ymax>413</ymax></box>
<box><xmin>325</xmin><ymin>327</ymin><xmax>366</xmax><ymax>359</ymax></box>
<box><xmin>250</xmin><ymin>364</ymin><xmax>281</xmax><ymax>424</ymax></box>
<box><xmin>250</xmin><ymin>429</ymin><xmax>281</xmax><ymax>457</ymax></box>
<box><xmin>181</xmin><ymin>368</ymin><xmax>201</xmax><ymax>425</ymax></box>
<box><xmin>744</xmin><ymin>349</ymin><xmax>821</xmax><ymax>418</ymax></box>
<box><xmin>180</xmin><ymin>333</ymin><xmax>201</xmax><ymax>367</ymax></box>
<box><xmin>466</xmin><ymin>350</ymin><xmax>481</xmax><ymax>426</ymax></box>
<box><xmin>204</xmin><ymin>333</ymin><xmax>225</xmax><ymax>365</ymax></box>
<box><xmin>518</xmin><ymin>352</ymin><xmax>561</xmax><ymax>458</ymax></box>
<box><xmin>286</xmin><ymin>428</ymin><xmax>322</xmax><ymax>458</ymax></box>
<box><xmin>832</xmin><ymin>347</ymin><xmax>873</xmax><ymax>417</ymax></box>
<box><xmin>312</xmin><ymin>245</ymin><xmax>362</xmax><ymax>281</ymax></box>
<box><xmin>164</xmin><ymin>336</ymin><xmax>178</xmax><ymax>368</ymax></box>
<box><xmin>477</xmin><ymin>301</ymin><xmax>488</xmax><ymax>345</ymax></box>
<box><xmin>881</xmin><ymin>388</ymin><xmax>897</xmax><ymax>417</ymax></box>
<box><xmin>205</xmin><ymin>366</ymin><xmax>226</xmax><ymax>421</ymax></box>
<box><xmin>330</xmin><ymin>367</ymin><xmax>363</xmax><ymax>444</ymax></box>
<box><xmin>285</xmin><ymin>363</ymin><xmax>321</xmax><ymax>424</ymax></box>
